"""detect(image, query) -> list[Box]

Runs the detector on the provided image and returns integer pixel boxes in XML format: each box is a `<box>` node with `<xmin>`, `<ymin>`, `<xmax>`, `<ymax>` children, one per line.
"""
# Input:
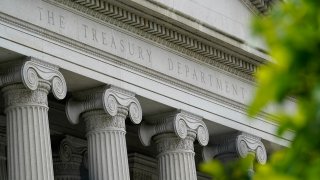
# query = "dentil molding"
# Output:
<box><xmin>47</xmin><ymin>0</ymin><xmax>259</xmax><ymax>79</ymax></box>
<box><xmin>241</xmin><ymin>0</ymin><xmax>276</xmax><ymax>14</ymax></box>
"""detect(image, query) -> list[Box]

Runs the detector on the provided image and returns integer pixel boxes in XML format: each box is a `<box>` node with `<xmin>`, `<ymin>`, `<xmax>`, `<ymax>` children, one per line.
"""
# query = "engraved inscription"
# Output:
<box><xmin>37</xmin><ymin>7</ymin><xmax>65</xmax><ymax>29</ymax></box>
<box><xmin>0</xmin><ymin>0</ymin><xmax>253</xmax><ymax>104</ymax></box>
<box><xmin>80</xmin><ymin>24</ymin><xmax>152</xmax><ymax>64</ymax></box>
<box><xmin>167</xmin><ymin>57</ymin><xmax>247</xmax><ymax>101</ymax></box>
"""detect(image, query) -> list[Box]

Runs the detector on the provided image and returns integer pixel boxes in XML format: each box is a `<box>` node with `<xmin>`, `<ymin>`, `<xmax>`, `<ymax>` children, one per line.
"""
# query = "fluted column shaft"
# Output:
<box><xmin>66</xmin><ymin>86</ymin><xmax>142</xmax><ymax>180</ymax></box>
<box><xmin>155</xmin><ymin>132</ymin><xmax>197</xmax><ymax>180</ymax></box>
<box><xmin>139</xmin><ymin>111</ymin><xmax>209</xmax><ymax>180</ymax></box>
<box><xmin>83</xmin><ymin>107</ymin><xmax>130</xmax><ymax>180</ymax></box>
<box><xmin>0</xmin><ymin>58</ymin><xmax>67</xmax><ymax>180</ymax></box>
<box><xmin>3</xmin><ymin>83</ymin><xmax>54</xmax><ymax>180</ymax></box>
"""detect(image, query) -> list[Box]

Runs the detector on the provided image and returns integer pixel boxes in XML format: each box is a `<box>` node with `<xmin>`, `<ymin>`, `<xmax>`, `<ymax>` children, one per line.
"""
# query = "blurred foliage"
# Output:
<box><xmin>200</xmin><ymin>154</ymin><xmax>255</xmax><ymax>180</ymax></box>
<box><xmin>201</xmin><ymin>0</ymin><xmax>320</xmax><ymax>179</ymax></box>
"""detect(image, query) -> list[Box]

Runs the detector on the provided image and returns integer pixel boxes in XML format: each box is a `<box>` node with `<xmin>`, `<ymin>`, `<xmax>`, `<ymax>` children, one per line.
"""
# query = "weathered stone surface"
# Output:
<box><xmin>139</xmin><ymin>111</ymin><xmax>209</xmax><ymax>180</ymax></box>
<box><xmin>66</xmin><ymin>86</ymin><xmax>142</xmax><ymax>180</ymax></box>
<box><xmin>0</xmin><ymin>58</ymin><xmax>67</xmax><ymax>180</ymax></box>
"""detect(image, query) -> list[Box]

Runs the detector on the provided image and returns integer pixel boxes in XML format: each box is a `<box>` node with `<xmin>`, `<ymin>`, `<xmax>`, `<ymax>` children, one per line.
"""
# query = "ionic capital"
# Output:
<box><xmin>0</xmin><ymin>57</ymin><xmax>67</xmax><ymax>99</ymax></box>
<box><xmin>139</xmin><ymin>110</ymin><xmax>209</xmax><ymax>146</ymax></box>
<box><xmin>203</xmin><ymin>132</ymin><xmax>267</xmax><ymax>164</ymax></box>
<box><xmin>66</xmin><ymin>85</ymin><xmax>142</xmax><ymax>125</ymax></box>
<box><xmin>56</xmin><ymin>135</ymin><xmax>87</xmax><ymax>164</ymax></box>
<box><xmin>52</xmin><ymin>135</ymin><xmax>88</xmax><ymax>179</ymax></box>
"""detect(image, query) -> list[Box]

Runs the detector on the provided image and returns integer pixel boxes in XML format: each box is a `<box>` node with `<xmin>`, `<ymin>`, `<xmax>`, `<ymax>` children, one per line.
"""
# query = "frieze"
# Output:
<box><xmin>50</xmin><ymin>0</ymin><xmax>259</xmax><ymax>76</ymax></box>
<box><xmin>0</xmin><ymin>0</ymin><xmax>263</xmax><ymax>109</ymax></box>
<box><xmin>0</xmin><ymin>0</ymin><xmax>294</xmax><ymax>120</ymax></box>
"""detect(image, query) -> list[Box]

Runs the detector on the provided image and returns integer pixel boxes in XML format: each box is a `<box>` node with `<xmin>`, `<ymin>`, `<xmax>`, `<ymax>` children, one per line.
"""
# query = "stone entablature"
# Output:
<box><xmin>0</xmin><ymin>0</ymin><xmax>296</xmax><ymax>117</ymax></box>
<box><xmin>48</xmin><ymin>0</ymin><xmax>259</xmax><ymax>79</ymax></box>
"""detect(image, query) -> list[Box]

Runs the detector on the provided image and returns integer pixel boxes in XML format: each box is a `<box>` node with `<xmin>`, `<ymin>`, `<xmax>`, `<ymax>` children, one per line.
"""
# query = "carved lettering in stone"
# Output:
<box><xmin>166</xmin><ymin>56</ymin><xmax>248</xmax><ymax>101</ymax></box>
<box><xmin>0</xmin><ymin>0</ymin><xmax>254</xmax><ymax>105</ymax></box>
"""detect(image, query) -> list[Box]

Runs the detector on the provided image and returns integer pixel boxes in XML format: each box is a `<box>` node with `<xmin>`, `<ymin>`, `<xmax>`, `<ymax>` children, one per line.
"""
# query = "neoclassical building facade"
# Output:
<box><xmin>0</xmin><ymin>0</ymin><xmax>293</xmax><ymax>180</ymax></box>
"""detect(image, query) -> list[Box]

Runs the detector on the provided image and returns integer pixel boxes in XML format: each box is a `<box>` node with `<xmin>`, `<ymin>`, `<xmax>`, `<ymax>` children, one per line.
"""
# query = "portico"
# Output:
<box><xmin>0</xmin><ymin>0</ymin><xmax>291</xmax><ymax>179</ymax></box>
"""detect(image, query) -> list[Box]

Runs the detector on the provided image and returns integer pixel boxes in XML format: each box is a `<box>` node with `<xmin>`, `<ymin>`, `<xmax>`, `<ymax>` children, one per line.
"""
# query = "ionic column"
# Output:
<box><xmin>66</xmin><ymin>86</ymin><xmax>142</xmax><ymax>180</ymax></box>
<box><xmin>139</xmin><ymin>110</ymin><xmax>209</xmax><ymax>180</ymax></box>
<box><xmin>0</xmin><ymin>58</ymin><xmax>67</xmax><ymax>180</ymax></box>
<box><xmin>202</xmin><ymin>132</ymin><xmax>267</xmax><ymax>176</ymax></box>
<box><xmin>0</xmin><ymin>115</ymin><xmax>7</xmax><ymax>180</ymax></box>
<box><xmin>52</xmin><ymin>135</ymin><xmax>88</xmax><ymax>180</ymax></box>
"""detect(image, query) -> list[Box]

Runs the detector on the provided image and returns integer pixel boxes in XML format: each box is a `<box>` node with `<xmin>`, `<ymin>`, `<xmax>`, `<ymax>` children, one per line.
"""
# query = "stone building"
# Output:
<box><xmin>0</xmin><ymin>0</ymin><xmax>293</xmax><ymax>180</ymax></box>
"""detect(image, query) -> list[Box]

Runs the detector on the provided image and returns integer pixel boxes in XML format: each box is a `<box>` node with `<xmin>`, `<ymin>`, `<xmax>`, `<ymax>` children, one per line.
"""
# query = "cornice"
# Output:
<box><xmin>0</xmin><ymin>0</ymin><xmax>280</xmax><ymax>123</ymax></box>
<box><xmin>0</xmin><ymin>11</ymin><xmax>278</xmax><ymax>121</ymax></box>
<box><xmin>49</xmin><ymin>0</ymin><xmax>260</xmax><ymax>79</ymax></box>
<box><xmin>245</xmin><ymin>0</ymin><xmax>276</xmax><ymax>14</ymax></box>
<box><xmin>240</xmin><ymin>0</ymin><xmax>261</xmax><ymax>15</ymax></box>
